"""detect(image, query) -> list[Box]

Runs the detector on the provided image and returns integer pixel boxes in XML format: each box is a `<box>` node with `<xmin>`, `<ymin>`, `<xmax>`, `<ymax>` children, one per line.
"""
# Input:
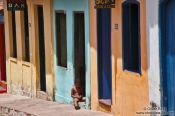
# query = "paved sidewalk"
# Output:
<box><xmin>0</xmin><ymin>94</ymin><xmax>113</xmax><ymax>116</ymax></box>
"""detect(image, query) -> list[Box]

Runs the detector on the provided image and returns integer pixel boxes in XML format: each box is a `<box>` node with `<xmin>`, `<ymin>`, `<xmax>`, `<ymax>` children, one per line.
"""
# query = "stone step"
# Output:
<box><xmin>0</xmin><ymin>106</ymin><xmax>34</xmax><ymax>116</ymax></box>
<box><xmin>0</xmin><ymin>94</ymin><xmax>113</xmax><ymax>116</ymax></box>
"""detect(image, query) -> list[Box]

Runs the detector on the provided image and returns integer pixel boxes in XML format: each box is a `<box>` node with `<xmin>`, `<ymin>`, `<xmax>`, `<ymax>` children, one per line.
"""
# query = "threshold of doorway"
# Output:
<box><xmin>99</xmin><ymin>99</ymin><xmax>111</xmax><ymax>113</ymax></box>
<box><xmin>99</xmin><ymin>99</ymin><xmax>111</xmax><ymax>106</ymax></box>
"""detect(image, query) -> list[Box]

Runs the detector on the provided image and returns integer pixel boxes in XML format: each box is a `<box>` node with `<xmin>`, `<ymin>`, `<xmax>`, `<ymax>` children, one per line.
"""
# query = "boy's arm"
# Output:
<box><xmin>71</xmin><ymin>88</ymin><xmax>78</xmax><ymax>98</ymax></box>
<box><xmin>71</xmin><ymin>88</ymin><xmax>74</xmax><ymax>98</ymax></box>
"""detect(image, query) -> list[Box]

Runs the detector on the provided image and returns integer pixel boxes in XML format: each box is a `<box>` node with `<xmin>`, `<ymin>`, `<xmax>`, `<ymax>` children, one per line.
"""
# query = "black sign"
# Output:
<box><xmin>95</xmin><ymin>0</ymin><xmax>115</xmax><ymax>9</ymax></box>
<box><xmin>7</xmin><ymin>0</ymin><xmax>26</xmax><ymax>11</ymax></box>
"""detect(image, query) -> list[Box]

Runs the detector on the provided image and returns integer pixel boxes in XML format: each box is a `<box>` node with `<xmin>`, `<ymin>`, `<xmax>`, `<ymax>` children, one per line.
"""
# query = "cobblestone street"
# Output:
<box><xmin>0</xmin><ymin>94</ymin><xmax>113</xmax><ymax>116</ymax></box>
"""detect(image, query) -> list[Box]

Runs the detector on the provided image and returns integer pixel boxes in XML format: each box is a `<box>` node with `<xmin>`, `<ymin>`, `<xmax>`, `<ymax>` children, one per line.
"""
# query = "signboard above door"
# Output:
<box><xmin>95</xmin><ymin>0</ymin><xmax>115</xmax><ymax>9</ymax></box>
<box><xmin>7</xmin><ymin>0</ymin><xmax>26</xmax><ymax>11</ymax></box>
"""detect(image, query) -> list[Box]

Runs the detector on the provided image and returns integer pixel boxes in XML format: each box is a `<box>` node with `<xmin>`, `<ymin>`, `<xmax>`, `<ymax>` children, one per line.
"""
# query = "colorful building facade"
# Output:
<box><xmin>52</xmin><ymin>0</ymin><xmax>91</xmax><ymax>108</ymax></box>
<box><xmin>4</xmin><ymin>0</ymin><xmax>172</xmax><ymax>115</ymax></box>
<box><xmin>90</xmin><ymin>0</ymin><xmax>149</xmax><ymax>115</ymax></box>
<box><xmin>4</xmin><ymin>0</ymin><xmax>54</xmax><ymax>100</ymax></box>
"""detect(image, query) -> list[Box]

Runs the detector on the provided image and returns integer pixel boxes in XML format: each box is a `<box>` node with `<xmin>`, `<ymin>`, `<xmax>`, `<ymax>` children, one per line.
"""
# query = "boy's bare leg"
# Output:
<box><xmin>73</xmin><ymin>98</ymin><xmax>80</xmax><ymax>110</ymax></box>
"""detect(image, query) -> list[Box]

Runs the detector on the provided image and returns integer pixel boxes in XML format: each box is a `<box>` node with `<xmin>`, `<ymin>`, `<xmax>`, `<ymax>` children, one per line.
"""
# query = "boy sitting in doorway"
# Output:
<box><xmin>71</xmin><ymin>79</ymin><xmax>83</xmax><ymax>110</ymax></box>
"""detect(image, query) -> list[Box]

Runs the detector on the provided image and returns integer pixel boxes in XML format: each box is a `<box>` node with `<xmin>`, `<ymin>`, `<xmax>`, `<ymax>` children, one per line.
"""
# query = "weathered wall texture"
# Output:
<box><xmin>90</xmin><ymin>0</ymin><xmax>149</xmax><ymax>115</ymax></box>
<box><xmin>146</xmin><ymin>0</ymin><xmax>161</xmax><ymax>107</ymax></box>
<box><xmin>4</xmin><ymin>0</ymin><xmax>54</xmax><ymax>100</ymax></box>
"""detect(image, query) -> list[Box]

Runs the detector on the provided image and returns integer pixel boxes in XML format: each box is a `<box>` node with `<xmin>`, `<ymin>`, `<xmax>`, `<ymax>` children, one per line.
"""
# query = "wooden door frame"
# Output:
<box><xmin>31</xmin><ymin>0</ymin><xmax>45</xmax><ymax>94</ymax></box>
<box><xmin>30</xmin><ymin>0</ymin><xmax>54</xmax><ymax>100</ymax></box>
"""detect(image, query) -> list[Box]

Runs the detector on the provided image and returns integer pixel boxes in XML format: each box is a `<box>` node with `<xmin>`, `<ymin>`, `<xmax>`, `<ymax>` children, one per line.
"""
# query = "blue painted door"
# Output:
<box><xmin>97</xmin><ymin>9</ymin><xmax>112</xmax><ymax>100</ymax></box>
<box><xmin>162</xmin><ymin>0</ymin><xmax>175</xmax><ymax>113</ymax></box>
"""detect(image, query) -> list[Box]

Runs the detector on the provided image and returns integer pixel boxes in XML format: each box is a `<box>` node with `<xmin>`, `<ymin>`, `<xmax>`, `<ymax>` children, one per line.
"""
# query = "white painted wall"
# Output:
<box><xmin>146</xmin><ymin>0</ymin><xmax>161</xmax><ymax>107</ymax></box>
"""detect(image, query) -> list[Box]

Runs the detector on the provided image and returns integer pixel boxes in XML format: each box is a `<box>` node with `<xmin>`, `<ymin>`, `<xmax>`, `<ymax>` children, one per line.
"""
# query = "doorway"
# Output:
<box><xmin>97</xmin><ymin>9</ymin><xmax>112</xmax><ymax>105</ymax></box>
<box><xmin>37</xmin><ymin>5</ymin><xmax>46</xmax><ymax>92</ymax></box>
<box><xmin>160</xmin><ymin>0</ymin><xmax>175</xmax><ymax>112</ymax></box>
<box><xmin>0</xmin><ymin>12</ymin><xmax>6</xmax><ymax>82</ymax></box>
<box><xmin>0</xmin><ymin>11</ymin><xmax>6</xmax><ymax>93</ymax></box>
<box><xmin>74</xmin><ymin>12</ymin><xmax>86</xmax><ymax>97</ymax></box>
<box><xmin>0</xmin><ymin>23</ymin><xmax>6</xmax><ymax>82</ymax></box>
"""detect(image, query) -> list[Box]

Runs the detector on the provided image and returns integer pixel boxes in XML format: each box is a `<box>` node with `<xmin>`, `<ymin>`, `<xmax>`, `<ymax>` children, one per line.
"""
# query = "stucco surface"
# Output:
<box><xmin>90</xmin><ymin>0</ymin><xmax>149</xmax><ymax>115</ymax></box>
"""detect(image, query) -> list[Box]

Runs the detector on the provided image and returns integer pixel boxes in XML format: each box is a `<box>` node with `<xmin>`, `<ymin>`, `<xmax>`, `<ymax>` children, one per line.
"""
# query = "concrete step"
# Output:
<box><xmin>79</xmin><ymin>102</ymin><xmax>86</xmax><ymax>109</ymax></box>
<box><xmin>0</xmin><ymin>94</ymin><xmax>113</xmax><ymax>116</ymax></box>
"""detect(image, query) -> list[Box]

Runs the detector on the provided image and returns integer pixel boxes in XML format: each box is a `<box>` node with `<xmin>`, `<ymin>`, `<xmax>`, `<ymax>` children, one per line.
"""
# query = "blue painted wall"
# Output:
<box><xmin>53</xmin><ymin>0</ymin><xmax>90</xmax><ymax>109</ymax></box>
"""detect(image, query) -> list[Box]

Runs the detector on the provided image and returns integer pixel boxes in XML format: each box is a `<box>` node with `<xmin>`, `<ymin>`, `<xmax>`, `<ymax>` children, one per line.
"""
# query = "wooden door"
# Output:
<box><xmin>161</xmin><ymin>0</ymin><xmax>175</xmax><ymax>112</ymax></box>
<box><xmin>97</xmin><ymin>9</ymin><xmax>112</xmax><ymax>102</ymax></box>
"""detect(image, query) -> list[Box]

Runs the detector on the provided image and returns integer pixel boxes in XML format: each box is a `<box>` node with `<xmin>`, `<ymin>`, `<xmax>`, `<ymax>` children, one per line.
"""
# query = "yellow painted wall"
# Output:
<box><xmin>4</xmin><ymin>0</ymin><xmax>54</xmax><ymax>100</ymax></box>
<box><xmin>90</xmin><ymin>0</ymin><xmax>149</xmax><ymax>115</ymax></box>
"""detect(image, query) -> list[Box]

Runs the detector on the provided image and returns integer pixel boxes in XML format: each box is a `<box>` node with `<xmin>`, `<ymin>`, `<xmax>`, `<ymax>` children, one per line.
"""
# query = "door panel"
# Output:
<box><xmin>163</xmin><ymin>0</ymin><xmax>175</xmax><ymax>112</ymax></box>
<box><xmin>97</xmin><ymin>9</ymin><xmax>112</xmax><ymax>100</ymax></box>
